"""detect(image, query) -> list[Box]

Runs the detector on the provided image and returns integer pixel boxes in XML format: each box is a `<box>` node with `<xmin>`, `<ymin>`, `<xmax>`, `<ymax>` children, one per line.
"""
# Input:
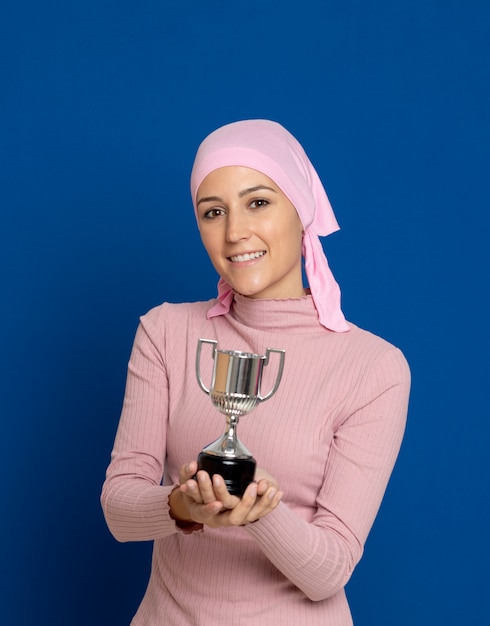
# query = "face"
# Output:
<box><xmin>196</xmin><ymin>166</ymin><xmax>304</xmax><ymax>300</ymax></box>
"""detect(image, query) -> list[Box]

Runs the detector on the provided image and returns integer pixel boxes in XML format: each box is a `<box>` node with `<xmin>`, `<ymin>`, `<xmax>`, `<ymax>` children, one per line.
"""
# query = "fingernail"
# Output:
<box><xmin>249</xmin><ymin>483</ymin><xmax>257</xmax><ymax>497</ymax></box>
<box><xmin>268</xmin><ymin>489</ymin><xmax>277</xmax><ymax>500</ymax></box>
<box><xmin>213</xmin><ymin>475</ymin><xmax>221</xmax><ymax>487</ymax></box>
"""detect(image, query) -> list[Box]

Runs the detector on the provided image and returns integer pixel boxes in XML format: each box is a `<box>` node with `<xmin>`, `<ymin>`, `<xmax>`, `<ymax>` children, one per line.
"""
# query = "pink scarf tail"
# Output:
<box><xmin>207</xmin><ymin>232</ymin><xmax>349</xmax><ymax>333</ymax></box>
<box><xmin>302</xmin><ymin>230</ymin><xmax>349</xmax><ymax>332</ymax></box>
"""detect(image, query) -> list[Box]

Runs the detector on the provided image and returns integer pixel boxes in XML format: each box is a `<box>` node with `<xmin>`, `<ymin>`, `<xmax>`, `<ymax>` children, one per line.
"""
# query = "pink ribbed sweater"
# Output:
<box><xmin>101</xmin><ymin>294</ymin><xmax>410</xmax><ymax>625</ymax></box>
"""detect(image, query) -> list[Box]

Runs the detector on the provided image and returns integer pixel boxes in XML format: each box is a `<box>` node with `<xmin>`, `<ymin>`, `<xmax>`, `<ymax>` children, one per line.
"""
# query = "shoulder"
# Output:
<box><xmin>141</xmin><ymin>299</ymin><xmax>214</xmax><ymax>323</ymax></box>
<box><xmin>343</xmin><ymin>322</ymin><xmax>404</xmax><ymax>352</ymax></box>
<box><xmin>130</xmin><ymin>299</ymin><xmax>219</xmax><ymax>359</ymax></box>
<box><xmin>339</xmin><ymin>322</ymin><xmax>411</xmax><ymax>386</ymax></box>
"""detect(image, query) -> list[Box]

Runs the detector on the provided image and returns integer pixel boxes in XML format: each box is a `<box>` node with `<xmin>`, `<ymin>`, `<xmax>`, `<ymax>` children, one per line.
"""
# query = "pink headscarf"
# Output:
<box><xmin>190</xmin><ymin>120</ymin><xmax>349</xmax><ymax>333</ymax></box>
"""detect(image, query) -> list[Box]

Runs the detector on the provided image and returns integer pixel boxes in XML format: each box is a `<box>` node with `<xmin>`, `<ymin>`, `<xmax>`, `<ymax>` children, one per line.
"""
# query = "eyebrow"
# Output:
<box><xmin>239</xmin><ymin>185</ymin><xmax>277</xmax><ymax>197</ymax></box>
<box><xmin>197</xmin><ymin>185</ymin><xmax>277</xmax><ymax>206</ymax></box>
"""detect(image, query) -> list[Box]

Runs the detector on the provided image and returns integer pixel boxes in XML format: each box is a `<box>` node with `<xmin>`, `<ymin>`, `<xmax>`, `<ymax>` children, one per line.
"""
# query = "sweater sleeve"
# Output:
<box><xmin>245</xmin><ymin>347</ymin><xmax>411</xmax><ymax>601</ymax></box>
<box><xmin>100</xmin><ymin>315</ymin><xmax>182</xmax><ymax>541</ymax></box>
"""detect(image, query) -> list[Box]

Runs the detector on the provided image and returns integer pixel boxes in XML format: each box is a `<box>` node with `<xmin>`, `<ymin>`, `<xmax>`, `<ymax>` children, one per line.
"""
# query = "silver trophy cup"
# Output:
<box><xmin>195</xmin><ymin>338</ymin><xmax>285</xmax><ymax>495</ymax></box>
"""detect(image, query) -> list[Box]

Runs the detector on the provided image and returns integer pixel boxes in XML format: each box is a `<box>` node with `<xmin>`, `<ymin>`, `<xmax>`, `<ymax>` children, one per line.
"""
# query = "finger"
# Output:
<box><xmin>196</xmin><ymin>470</ymin><xmax>219</xmax><ymax>504</ymax></box>
<box><xmin>251</xmin><ymin>487</ymin><xmax>283</xmax><ymax>520</ymax></box>
<box><xmin>178</xmin><ymin>461</ymin><xmax>198</xmax><ymax>485</ymax></box>
<box><xmin>180</xmin><ymin>478</ymin><xmax>203</xmax><ymax>504</ymax></box>
<box><xmin>226</xmin><ymin>482</ymin><xmax>259</xmax><ymax>525</ymax></box>
<box><xmin>211</xmin><ymin>475</ymin><xmax>240</xmax><ymax>509</ymax></box>
<box><xmin>239</xmin><ymin>486</ymin><xmax>283</xmax><ymax>525</ymax></box>
<box><xmin>188</xmin><ymin>499</ymin><xmax>224</xmax><ymax>520</ymax></box>
<box><xmin>256</xmin><ymin>479</ymin><xmax>269</xmax><ymax>497</ymax></box>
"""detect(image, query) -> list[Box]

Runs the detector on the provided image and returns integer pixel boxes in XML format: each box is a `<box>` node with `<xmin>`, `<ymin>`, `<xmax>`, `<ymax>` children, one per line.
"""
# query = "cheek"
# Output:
<box><xmin>199</xmin><ymin>230</ymin><xmax>217</xmax><ymax>254</ymax></box>
<box><xmin>199</xmin><ymin>232</ymin><xmax>226</xmax><ymax>269</ymax></box>
<box><xmin>280</xmin><ymin>218</ymin><xmax>304</xmax><ymax>252</ymax></box>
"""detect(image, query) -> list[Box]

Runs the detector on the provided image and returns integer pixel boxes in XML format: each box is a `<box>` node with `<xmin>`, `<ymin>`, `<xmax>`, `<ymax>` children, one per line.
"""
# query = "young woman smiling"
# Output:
<box><xmin>101</xmin><ymin>120</ymin><xmax>411</xmax><ymax>625</ymax></box>
<box><xmin>196</xmin><ymin>166</ymin><xmax>305</xmax><ymax>301</ymax></box>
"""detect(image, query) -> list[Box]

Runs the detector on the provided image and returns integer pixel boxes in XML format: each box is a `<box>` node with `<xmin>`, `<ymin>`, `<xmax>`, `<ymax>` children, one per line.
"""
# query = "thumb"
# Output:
<box><xmin>179</xmin><ymin>461</ymin><xmax>198</xmax><ymax>484</ymax></box>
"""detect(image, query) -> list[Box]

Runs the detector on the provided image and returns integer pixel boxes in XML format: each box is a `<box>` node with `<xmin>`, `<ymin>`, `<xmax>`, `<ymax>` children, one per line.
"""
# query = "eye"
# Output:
<box><xmin>249</xmin><ymin>198</ymin><xmax>269</xmax><ymax>209</ymax></box>
<box><xmin>202</xmin><ymin>207</ymin><xmax>225</xmax><ymax>220</ymax></box>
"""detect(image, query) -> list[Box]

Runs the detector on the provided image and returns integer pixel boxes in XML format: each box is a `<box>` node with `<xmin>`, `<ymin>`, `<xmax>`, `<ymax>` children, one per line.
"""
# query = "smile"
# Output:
<box><xmin>229</xmin><ymin>251</ymin><xmax>266</xmax><ymax>263</ymax></box>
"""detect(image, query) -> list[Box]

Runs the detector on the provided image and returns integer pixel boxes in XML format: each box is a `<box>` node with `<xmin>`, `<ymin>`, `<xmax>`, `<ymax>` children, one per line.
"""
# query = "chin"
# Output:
<box><xmin>234</xmin><ymin>290</ymin><xmax>260</xmax><ymax>299</ymax></box>
<box><xmin>237</xmin><ymin>290</ymin><xmax>271</xmax><ymax>300</ymax></box>
<box><xmin>227</xmin><ymin>281</ymin><xmax>266</xmax><ymax>299</ymax></box>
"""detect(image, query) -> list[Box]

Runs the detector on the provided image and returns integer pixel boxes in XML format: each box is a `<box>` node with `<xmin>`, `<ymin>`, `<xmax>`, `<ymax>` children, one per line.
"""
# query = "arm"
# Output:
<box><xmin>244</xmin><ymin>348</ymin><xmax>411</xmax><ymax>601</ymax></box>
<box><xmin>100</xmin><ymin>316</ymin><xmax>180</xmax><ymax>542</ymax></box>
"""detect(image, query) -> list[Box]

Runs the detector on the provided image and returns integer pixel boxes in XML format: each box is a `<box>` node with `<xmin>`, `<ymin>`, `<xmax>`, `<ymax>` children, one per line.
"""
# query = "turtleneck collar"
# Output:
<box><xmin>224</xmin><ymin>291</ymin><xmax>338</xmax><ymax>335</ymax></box>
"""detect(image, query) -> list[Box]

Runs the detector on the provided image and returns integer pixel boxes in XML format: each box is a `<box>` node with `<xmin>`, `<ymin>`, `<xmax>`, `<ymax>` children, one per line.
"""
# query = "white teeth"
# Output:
<box><xmin>230</xmin><ymin>251</ymin><xmax>265</xmax><ymax>263</ymax></box>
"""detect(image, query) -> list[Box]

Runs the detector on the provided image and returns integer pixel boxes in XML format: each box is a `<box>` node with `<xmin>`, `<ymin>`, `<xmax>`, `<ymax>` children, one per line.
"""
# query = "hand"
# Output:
<box><xmin>254</xmin><ymin>468</ymin><xmax>280</xmax><ymax>495</ymax></box>
<box><xmin>169</xmin><ymin>461</ymin><xmax>283</xmax><ymax>529</ymax></box>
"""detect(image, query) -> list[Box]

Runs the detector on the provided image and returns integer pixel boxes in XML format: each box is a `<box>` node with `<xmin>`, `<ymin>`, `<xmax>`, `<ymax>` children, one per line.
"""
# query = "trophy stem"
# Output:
<box><xmin>222</xmin><ymin>415</ymin><xmax>239</xmax><ymax>455</ymax></box>
<box><xmin>202</xmin><ymin>414</ymin><xmax>253</xmax><ymax>459</ymax></box>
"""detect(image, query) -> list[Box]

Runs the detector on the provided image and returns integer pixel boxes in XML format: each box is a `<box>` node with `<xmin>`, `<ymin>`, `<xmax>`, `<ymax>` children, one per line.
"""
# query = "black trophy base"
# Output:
<box><xmin>197</xmin><ymin>452</ymin><xmax>256</xmax><ymax>496</ymax></box>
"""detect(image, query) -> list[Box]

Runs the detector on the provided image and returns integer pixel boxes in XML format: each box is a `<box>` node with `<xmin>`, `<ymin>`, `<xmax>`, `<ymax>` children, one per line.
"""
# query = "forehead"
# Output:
<box><xmin>196</xmin><ymin>166</ymin><xmax>280</xmax><ymax>196</ymax></box>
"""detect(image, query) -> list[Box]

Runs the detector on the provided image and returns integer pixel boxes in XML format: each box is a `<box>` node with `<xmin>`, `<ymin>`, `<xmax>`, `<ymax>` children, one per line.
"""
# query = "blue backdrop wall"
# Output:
<box><xmin>1</xmin><ymin>1</ymin><xmax>489</xmax><ymax>624</ymax></box>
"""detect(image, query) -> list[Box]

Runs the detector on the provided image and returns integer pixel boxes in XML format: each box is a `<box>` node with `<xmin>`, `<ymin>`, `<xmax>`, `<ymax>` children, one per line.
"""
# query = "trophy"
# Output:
<box><xmin>195</xmin><ymin>338</ymin><xmax>285</xmax><ymax>496</ymax></box>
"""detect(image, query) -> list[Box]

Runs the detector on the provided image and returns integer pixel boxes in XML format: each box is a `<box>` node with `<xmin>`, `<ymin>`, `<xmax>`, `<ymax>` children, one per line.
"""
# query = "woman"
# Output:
<box><xmin>101</xmin><ymin>120</ymin><xmax>410</xmax><ymax>625</ymax></box>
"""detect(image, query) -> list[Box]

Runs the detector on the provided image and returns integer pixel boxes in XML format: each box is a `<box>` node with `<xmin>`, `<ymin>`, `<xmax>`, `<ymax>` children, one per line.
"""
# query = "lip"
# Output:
<box><xmin>228</xmin><ymin>250</ymin><xmax>266</xmax><ymax>263</ymax></box>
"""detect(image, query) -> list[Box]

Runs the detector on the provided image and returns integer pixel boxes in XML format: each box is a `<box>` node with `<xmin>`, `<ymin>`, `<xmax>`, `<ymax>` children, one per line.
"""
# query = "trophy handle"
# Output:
<box><xmin>195</xmin><ymin>338</ymin><xmax>218</xmax><ymax>395</ymax></box>
<box><xmin>258</xmin><ymin>348</ymin><xmax>285</xmax><ymax>402</ymax></box>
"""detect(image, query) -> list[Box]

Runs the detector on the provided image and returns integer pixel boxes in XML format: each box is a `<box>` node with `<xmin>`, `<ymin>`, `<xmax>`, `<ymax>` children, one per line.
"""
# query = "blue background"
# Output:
<box><xmin>1</xmin><ymin>1</ymin><xmax>489</xmax><ymax>624</ymax></box>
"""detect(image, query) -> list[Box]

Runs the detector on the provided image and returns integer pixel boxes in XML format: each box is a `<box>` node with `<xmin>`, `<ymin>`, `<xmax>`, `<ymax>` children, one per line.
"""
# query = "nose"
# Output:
<box><xmin>225</xmin><ymin>209</ymin><xmax>250</xmax><ymax>243</ymax></box>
